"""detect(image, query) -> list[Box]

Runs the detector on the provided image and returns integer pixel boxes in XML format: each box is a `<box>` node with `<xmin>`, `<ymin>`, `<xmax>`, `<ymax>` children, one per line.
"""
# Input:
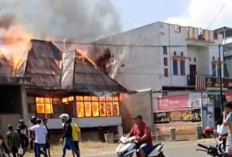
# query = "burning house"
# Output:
<box><xmin>0</xmin><ymin>39</ymin><xmax>127</xmax><ymax>141</ymax></box>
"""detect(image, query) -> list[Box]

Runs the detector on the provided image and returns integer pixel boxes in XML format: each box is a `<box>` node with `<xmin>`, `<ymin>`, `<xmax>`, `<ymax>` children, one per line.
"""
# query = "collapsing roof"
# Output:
<box><xmin>12</xmin><ymin>39</ymin><xmax>127</xmax><ymax>93</ymax></box>
<box><xmin>62</xmin><ymin>50</ymin><xmax>127</xmax><ymax>93</ymax></box>
<box><xmin>23</xmin><ymin>39</ymin><xmax>62</xmax><ymax>88</ymax></box>
<box><xmin>0</xmin><ymin>55</ymin><xmax>13</xmax><ymax>76</ymax></box>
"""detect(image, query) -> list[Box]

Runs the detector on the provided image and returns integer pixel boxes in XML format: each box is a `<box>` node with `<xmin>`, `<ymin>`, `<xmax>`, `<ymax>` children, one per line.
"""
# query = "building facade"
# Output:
<box><xmin>94</xmin><ymin>22</ymin><xmax>224</xmax><ymax>138</ymax></box>
<box><xmin>0</xmin><ymin>40</ymin><xmax>127</xmax><ymax>141</ymax></box>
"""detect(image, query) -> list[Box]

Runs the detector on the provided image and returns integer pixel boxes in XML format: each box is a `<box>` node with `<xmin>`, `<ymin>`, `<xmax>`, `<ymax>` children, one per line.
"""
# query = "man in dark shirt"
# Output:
<box><xmin>6</xmin><ymin>125</ymin><xmax>20</xmax><ymax>157</ymax></box>
<box><xmin>17</xmin><ymin>119</ymin><xmax>29</xmax><ymax>152</ymax></box>
<box><xmin>127</xmin><ymin>115</ymin><xmax>153</xmax><ymax>157</ymax></box>
<box><xmin>60</xmin><ymin>114</ymin><xmax>79</xmax><ymax>157</ymax></box>
<box><xmin>0</xmin><ymin>135</ymin><xmax>10</xmax><ymax>157</ymax></box>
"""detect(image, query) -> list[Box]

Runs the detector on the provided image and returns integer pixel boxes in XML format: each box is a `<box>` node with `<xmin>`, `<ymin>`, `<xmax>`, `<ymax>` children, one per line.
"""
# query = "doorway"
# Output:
<box><xmin>190</xmin><ymin>64</ymin><xmax>197</xmax><ymax>76</ymax></box>
<box><xmin>188</xmin><ymin>64</ymin><xmax>197</xmax><ymax>85</ymax></box>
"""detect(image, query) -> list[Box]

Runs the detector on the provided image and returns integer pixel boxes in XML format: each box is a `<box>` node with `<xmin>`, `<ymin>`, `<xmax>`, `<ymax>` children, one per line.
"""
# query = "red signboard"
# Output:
<box><xmin>158</xmin><ymin>95</ymin><xmax>189</xmax><ymax>111</ymax></box>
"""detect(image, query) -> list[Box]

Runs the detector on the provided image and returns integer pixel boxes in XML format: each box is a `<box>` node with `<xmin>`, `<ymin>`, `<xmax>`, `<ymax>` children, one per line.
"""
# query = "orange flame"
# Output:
<box><xmin>76</xmin><ymin>49</ymin><xmax>97</xmax><ymax>68</ymax></box>
<box><xmin>0</xmin><ymin>26</ymin><xmax>34</xmax><ymax>69</ymax></box>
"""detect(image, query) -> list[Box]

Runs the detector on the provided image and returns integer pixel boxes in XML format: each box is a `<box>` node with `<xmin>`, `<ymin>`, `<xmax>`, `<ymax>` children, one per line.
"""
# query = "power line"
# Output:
<box><xmin>207</xmin><ymin>3</ymin><xmax>226</xmax><ymax>29</ymax></box>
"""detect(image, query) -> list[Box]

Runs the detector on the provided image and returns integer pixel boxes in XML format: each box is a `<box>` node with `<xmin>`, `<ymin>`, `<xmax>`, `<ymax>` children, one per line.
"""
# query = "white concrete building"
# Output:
<box><xmin>94</xmin><ymin>22</ymin><xmax>223</xmax><ymax>92</ymax></box>
<box><xmin>215</xmin><ymin>27</ymin><xmax>232</xmax><ymax>78</ymax></box>
<box><xmin>93</xmin><ymin>22</ymin><xmax>224</xmax><ymax>135</ymax></box>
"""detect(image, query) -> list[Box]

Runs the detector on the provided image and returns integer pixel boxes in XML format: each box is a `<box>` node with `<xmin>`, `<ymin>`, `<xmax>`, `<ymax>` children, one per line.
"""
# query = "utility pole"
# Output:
<box><xmin>219</xmin><ymin>44</ymin><xmax>223</xmax><ymax>108</ymax></box>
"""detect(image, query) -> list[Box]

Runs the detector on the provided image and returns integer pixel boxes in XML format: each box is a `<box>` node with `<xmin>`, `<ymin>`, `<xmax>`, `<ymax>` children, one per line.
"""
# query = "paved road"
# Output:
<box><xmin>163</xmin><ymin>143</ymin><xmax>208</xmax><ymax>157</ymax></box>
<box><xmin>83</xmin><ymin>141</ymin><xmax>212</xmax><ymax>157</ymax></box>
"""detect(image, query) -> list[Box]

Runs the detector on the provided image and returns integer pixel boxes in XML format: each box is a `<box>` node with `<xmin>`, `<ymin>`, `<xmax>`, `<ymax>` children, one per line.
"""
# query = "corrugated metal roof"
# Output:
<box><xmin>62</xmin><ymin>50</ymin><xmax>127</xmax><ymax>93</ymax></box>
<box><xmin>22</xmin><ymin>40</ymin><xmax>127</xmax><ymax>93</ymax></box>
<box><xmin>24</xmin><ymin>39</ymin><xmax>62</xmax><ymax>88</ymax></box>
<box><xmin>0</xmin><ymin>55</ymin><xmax>13</xmax><ymax>76</ymax></box>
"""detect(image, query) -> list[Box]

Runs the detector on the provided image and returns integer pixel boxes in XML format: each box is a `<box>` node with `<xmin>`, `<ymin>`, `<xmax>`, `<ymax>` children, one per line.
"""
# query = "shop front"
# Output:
<box><xmin>196</xmin><ymin>76</ymin><xmax>232</xmax><ymax>129</ymax></box>
<box><xmin>154</xmin><ymin>93</ymin><xmax>201</xmax><ymax>139</ymax></box>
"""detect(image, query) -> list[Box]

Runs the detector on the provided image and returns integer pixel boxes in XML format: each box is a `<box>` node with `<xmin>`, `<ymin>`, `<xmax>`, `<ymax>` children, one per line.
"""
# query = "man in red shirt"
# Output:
<box><xmin>127</xmin><ymin>115</ymin><xmax>153</xmax><ymax>157</ymax></box>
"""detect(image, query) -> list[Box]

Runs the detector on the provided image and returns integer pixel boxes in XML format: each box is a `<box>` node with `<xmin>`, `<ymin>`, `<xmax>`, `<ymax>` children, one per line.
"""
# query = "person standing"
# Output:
<box><xmin>6</xmin><ymin>124</ymin><xmax>20</xmax><ymax>157</ymax></box>
<box><xmin>0</xmin><ymin>135</ymin><xmax>10</xmax><ymax>157</ymax></box>
<box><xmin>17</xmin><ymin>119</ymin><xmax>29</xmax><ymax>154</ymax></box>
<box><xmin>29</xmin><ymin>119</ymin><xmax>48</xmax><ymax>157</ymax></box>
<box><xmin>223</xmin><ymin>102</ymin><xmax>232</xmax><ymax>155</ymax></box>
<box><xmin>59</xmin><ymin>114</ymin><xmax>79</xmax><ymax>157</ymax></box>
<box><xmin>29</xmin><ymin>116</ymin><xmax>38</xmax><ymax>150</ymax></box>
<box><xmin>70</xmin><ymin>118</ymin><xmax>81</xmax><ymax>157</ymax></box>
<box><xmin>43</xmin><ymin>118</ymin><xmax>51</xmax><ymax>157</ymax></box>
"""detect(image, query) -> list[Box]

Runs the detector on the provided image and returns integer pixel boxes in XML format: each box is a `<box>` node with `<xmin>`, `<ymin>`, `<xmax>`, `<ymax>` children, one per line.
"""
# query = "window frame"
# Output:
<box><xmin>164</xmin><ymin>57</ymin><xmax>168</xmax><ymax>66</ymax></box>
<box><xmin>76</xmin><ymin>96</ymin><xmax>120</xmax><ymax>118</ymax></box>
<box><xmin>173</xmin><ymin>59</ymin><xmax>179</xmax><ymax>75</ymax></box>
<box><xmin>180</xmin><ymin>60</ymin><xmax>185</xmax><ymax>76</ymax></box>
<box><xmin>163</xmin><ymin>46</ymin><xmax>167</xmax><ymax>55</ymax></box>
<box><xmin>164</xmin><ymin>68</ymin><xmax>168</xmax><ymax>77</ymax></box>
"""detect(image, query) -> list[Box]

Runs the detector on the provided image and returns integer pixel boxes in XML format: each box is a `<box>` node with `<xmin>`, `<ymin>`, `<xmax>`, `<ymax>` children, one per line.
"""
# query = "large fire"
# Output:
<box><xmin>0</xmin><ymin>26</ymin><xmax>34</xmax><ymax>69</ymax></box>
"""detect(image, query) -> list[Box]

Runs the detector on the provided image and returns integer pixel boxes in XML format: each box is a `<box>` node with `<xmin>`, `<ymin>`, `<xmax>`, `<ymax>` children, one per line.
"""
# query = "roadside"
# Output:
<box><xmin>24</xmin><ymin>139</ymin><xmax>215</xmax><ymax>157</ymax></box>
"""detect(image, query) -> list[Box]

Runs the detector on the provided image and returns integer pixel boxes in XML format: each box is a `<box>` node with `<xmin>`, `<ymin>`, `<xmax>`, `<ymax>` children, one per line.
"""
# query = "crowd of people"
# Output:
<box><xmin>0</xmin><ymin>113</ymin><xmax>81</xmax><ymax>157</ymax></box>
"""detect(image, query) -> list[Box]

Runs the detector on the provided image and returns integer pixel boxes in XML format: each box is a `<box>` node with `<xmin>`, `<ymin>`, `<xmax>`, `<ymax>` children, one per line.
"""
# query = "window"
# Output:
<box><xmin>212</xmin><ymin>64</ymin><xmax>216</xmax><ymax>77</ymax></box>
<box><xmin>99</xmin><ymin>102</ymin><xmax>106</xmax><ymax>116</ymax></box>
<box><xmin>77</xmin><ymin>102</ymin><xmax>84</xmax><ymax>117</ymax></box>
<box><xmin>36</xmin><ymin>97</ymin><xmax>53</xmax><ymax>114</ymax></box>
<box><xmin>189</xmin><ymin>58</ymin><xmax>191</xmax><ymax>62</ymax></box>
<box><xmin>174</xmin><ymin>51</ymin><xmax>176</xmax><ymax>56</ymax></box>
<box><xmin>194</xmin><ymin>58</ymin><xmax>197</xmax><ymax>62</ymax></box>
<box><xmin>106</xmin><ymin>102</ymin><xmax>113</xmax><ymax>116</ymax></box>
<box><xmin>173</xmin><ymin>60</ymin><xmax>178</xmax><ymax>75</ymax></box>
<box><xmin>113</xmin><ymin>102</ymin><xmax>120</xmax><ymax>116</ymax></box>
<box><xmin>213</xmin><ymin>57</ymin><xmax>215</xmax><ymax>61</ymax></box>
<box><xmin>92</xmin><ymin>96</ymin><xmax>99</xmax><ymax>117</ymax></box>
<box><xmin>164</xmin><ymin>68</ymin><xmax>168</xmax><ymax>77</ymax></box>
<box><xmin>52</xmin><ymin>98</ymin><xmax>62</xmax><ymax>117</ymax></box>
<box><xmin>163</xmin><ymin>46</ymin><xmax>167</xmax><ymax>55</ymax></box>
<box><xmin>62</xmin><ymin>97</ymin><xmax>75</xmax><ymax>117</ymax></box>
<box><xmin>181</xmin><ymin>52</ymin><xmax>184</xmax><ymax>56</ymax></box>
<box><xmin>84</xmin><ymin>102</ymin><xmax>92</xmax><ymax>117</ymax></box>
<box><xmin>164</xmin><ymin>57</ymin><xmax>168</xmax><ymax>66</ymax></box>
<box><xmin>180</xmin><ymin>60</ymin><xmax>185</xmax><ymax>76</ymax></box>
<box><xmin>76</xmin><ymin>96</ymin><xmax>120</xmax><ymax>118</ymax></box>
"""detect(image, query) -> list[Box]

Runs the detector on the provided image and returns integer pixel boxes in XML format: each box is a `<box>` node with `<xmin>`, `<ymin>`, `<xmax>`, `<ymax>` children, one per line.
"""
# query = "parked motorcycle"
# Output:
<box><xmin>197</xmin><ymin>141</ymin><xmax>232</xmax><ymax>157</ymax></box>
<box><xmin>116</xmin><ymin>136</ymin><xmax>165</xmax><ymax>157</ymax></box>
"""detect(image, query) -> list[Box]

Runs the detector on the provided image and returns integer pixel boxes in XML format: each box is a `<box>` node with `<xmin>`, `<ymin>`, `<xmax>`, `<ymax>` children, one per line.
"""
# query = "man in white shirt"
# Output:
<box><xmin>29</xmin><ymin>118</ymin><xmax>48</xmax><ymax>157</ymax></box>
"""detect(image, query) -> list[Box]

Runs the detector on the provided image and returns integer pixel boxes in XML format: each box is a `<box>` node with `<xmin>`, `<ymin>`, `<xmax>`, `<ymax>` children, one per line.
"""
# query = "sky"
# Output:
<box><xmin>111</xmin><ymin>0</ymin><xmax>232</xmax><ymax>31</ymax></box>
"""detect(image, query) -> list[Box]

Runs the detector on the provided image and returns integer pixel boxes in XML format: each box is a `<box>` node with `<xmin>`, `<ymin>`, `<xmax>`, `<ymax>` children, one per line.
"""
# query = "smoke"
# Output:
<box><xmin>0</xmin><ymin>0</ymin><xmax>121</xmax><ymax>42</ymax></box>
<box><xmin>166</xmin><ymin>0</ymin><xmax>232</xmax><ymax>29</ymax></box>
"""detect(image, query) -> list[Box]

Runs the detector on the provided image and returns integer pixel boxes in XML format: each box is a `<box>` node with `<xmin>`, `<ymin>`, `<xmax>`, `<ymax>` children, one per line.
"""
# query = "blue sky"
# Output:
<box><xmin>111</xmin><ymin>0</ymin><xmax>190</xmax><ymax>31</ymax></box>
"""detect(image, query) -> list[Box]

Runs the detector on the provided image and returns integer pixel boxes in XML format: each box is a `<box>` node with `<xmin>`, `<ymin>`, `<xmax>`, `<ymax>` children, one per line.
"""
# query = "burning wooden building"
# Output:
<box><xmin>0</xmin><ymin>39</ymin><xmax>127</xmax><ymax>141</ymax></box>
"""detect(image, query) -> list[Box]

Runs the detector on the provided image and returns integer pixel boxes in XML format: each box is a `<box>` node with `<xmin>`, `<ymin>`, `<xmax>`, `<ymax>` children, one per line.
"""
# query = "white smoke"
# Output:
<box><xmin>166</xmin><ymin>0</ymin><xmax>232</xmax><ymax>29</ymax></box>
<box><xmin>0</xmin><ymin>0</ymin><xmax>121</xmax><ymax>42</ymax></box>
